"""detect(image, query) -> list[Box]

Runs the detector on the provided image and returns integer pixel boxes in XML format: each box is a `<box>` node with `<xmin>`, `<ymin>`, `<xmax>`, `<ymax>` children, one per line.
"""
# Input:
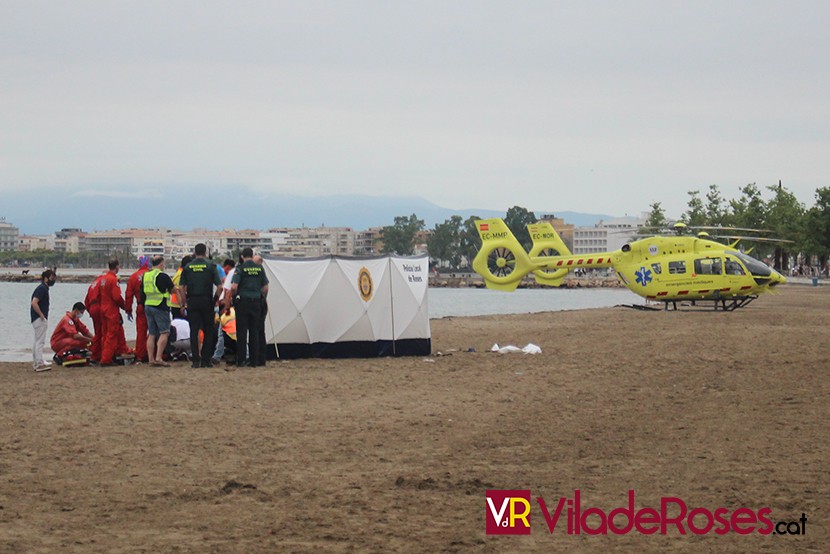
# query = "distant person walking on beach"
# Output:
<box><xmin>30</xmin><ymin>269</ymin><xmax>57</xmax><ymax>371</ymax></box>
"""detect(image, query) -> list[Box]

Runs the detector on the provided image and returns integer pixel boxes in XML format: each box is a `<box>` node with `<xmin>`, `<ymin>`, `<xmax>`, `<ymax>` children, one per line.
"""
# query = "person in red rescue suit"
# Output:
<box><xmin>84</xmin><ymin>271</ymin><xmax>108</xmax><ymax>362</ymax></box>
<box><xmin>50</xmin><ymin>302</ymin><xmax>94</xmax><ymax>355</ymax></box>
<box><xmin>125</xmin><ymin>256</ymin><xmax>152</xmax><ymax>363</ymax></box>
<box><xmin>99</xmin><ymin>259</ymin><xmax>132</xmax><ymax>365</ymax></box>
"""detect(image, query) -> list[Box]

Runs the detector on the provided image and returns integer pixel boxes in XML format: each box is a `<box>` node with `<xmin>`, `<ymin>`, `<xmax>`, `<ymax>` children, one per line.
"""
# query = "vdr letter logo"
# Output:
<box><xmin>486</xmin><ymin>490</ymin><xmax>532</xmax><ymax>535</ymax></box>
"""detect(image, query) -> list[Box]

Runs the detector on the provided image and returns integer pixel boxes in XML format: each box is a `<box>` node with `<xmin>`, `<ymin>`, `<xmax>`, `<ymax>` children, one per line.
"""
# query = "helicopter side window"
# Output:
<box><xmin>725</xmin><ymin>258</ymin><xmax>745</xmax><ymax>275</ymax></box>
<box><xmin>668</xmin><ymin>261</ymin><xmax>686</xmax><ymax>274</ymax></box>
<box><xmin>651</xmin><ymin>263</ymin><xmax>662</xmax><ymax>274</ymax></box>
<box><xmin>694</xmin><ymin>258</ymin><xmax>722</xmax><ymax>275</ymax></box>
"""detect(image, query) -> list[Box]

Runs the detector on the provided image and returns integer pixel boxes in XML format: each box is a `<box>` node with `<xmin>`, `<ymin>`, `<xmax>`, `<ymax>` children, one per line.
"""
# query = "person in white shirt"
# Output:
<box><xmin>169</xmin><ymin>317</ymin><xmax>191</xmax><ymax>360</ymax></box>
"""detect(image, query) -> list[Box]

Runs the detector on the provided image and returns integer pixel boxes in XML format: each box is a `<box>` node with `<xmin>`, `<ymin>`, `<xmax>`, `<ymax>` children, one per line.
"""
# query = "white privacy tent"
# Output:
<box><xmin>260</xmin><ymin>254</ymin><xmax>431</xmax><ymax>358</ymax></box>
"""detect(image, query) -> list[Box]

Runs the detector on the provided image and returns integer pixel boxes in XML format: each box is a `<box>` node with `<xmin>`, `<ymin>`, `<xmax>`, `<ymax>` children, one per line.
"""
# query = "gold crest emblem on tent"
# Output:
<box><xmin>358</xmin><ymin>267</ymin><xmax>374</xmax><ymax>302</ymax></box>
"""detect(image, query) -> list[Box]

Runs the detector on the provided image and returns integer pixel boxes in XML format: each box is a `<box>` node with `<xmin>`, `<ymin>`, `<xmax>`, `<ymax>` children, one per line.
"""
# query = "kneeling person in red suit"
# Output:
<box><xmin>51</xmin><ymin>302</ymin><xmax>94</xmax><ymax>355</ymax></box>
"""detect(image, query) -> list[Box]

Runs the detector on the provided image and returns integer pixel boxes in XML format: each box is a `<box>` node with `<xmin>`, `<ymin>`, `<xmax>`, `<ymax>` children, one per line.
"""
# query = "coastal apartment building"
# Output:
<box><xmin>267</xmin><ymin>227</ymin><xmax>357</xmax><ymax>258</ymax></box>
<box><xmin>54</xmin><ymin>229</ymin><xmax>84</xmax><ymax>254</ymax></box>
<box><xmin>80</xmin><ymin>228</ymin><xmax>275</xmax><ymax>261</ymax></box>
<box><xmin>6</xmin><ymin>225</ymin><xmax>382</xmax><ymax>260</ymax></box>
<box><xmin>355</xmin><ymin>228</ymin><xmax>380</xmax><ymax>256</ymax></box>
<box><xmin>17</xmin><ymin>236</ymin><xmax>51</xmax><ymax>251</ymax></box>
<box><xmin>0</xmin><ymin>219</ymin><xmax>19</xmax><ymax>251</ymax></box>
<box><xmin>572</xmin><ymin>216</ymin><xmax>646</xmax><ymax>254</ymax></box>
<box><xmin>11</xmin><ymin>227</ymin><xmax>84</xmax><ymax>253</ymax></box>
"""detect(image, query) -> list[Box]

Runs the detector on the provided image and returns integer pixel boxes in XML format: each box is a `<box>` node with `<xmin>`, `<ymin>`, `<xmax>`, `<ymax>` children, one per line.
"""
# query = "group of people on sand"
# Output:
<box><xmin>30</xmin><ymin>245</ymin><xmax>270</xmax><ymax>372</ymax></box>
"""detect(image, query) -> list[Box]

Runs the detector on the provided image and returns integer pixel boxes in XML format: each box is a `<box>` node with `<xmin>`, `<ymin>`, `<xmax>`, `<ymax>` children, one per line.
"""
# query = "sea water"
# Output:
<box><xmin>0</xmin><ymin>281</ymin><xmax>639</xmax><ymax>362</ymax></box>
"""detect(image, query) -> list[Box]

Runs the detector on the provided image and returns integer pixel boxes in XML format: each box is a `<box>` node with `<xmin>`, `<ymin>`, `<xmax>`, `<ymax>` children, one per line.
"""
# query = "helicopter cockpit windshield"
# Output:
<box><xmin>729</xmin><ymin>251</ymin><xmax>772</xmax><ymax>277</ymax></box>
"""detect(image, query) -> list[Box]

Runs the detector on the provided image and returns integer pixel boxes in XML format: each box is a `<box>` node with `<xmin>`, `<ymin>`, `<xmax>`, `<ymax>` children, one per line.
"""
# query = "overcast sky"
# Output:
<box><xmin>2</xmin><ymin>0</ymin><xmax>829</xmax><ymax>220</ymax></box>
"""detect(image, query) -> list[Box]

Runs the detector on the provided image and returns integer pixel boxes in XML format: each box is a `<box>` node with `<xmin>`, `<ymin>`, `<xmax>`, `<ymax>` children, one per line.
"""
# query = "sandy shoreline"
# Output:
<box><xmin>1</xmin><ymin>285</ymin><xmax>827</xmax><ymax>552</ymax></box>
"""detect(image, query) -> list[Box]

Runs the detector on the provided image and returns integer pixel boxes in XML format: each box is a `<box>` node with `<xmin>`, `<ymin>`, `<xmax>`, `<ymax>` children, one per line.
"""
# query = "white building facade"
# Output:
<box><xmin>573</xmin><ymin>216</ymin><xmax>647</xmax><ymax>254</ymax></box>
<box><xmin>0</xmin><ymin>219</ymin><xmax>20</xmax><ymax>251</ymax></box>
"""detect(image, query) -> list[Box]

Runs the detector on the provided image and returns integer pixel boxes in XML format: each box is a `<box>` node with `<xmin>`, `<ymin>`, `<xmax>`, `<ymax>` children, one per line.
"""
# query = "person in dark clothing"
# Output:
<box><xmin>180</xmin><ymin>243</ymin><xmax>222</xmax><ymax>368</ymax></box>
<box><xmin>31</xmin><ymin>269</ymin><xmax>57</xmax><ymax>371</ymax></box>
<box><xmin>231</xmin><ymin>248</ymin><xmax>269</xmax><ymax>369</ymax></box>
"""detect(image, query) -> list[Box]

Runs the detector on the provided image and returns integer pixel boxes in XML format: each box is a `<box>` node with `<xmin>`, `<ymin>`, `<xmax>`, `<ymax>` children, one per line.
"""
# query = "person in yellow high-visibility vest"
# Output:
<box><xmin>169</xmin><ymin>255</ymin><xmax>191</xmax><ymax>320</ymax></box>
<box><xmin>141</xmin><ymin>256</ymin><xmax>175</xmax><ymax>366</ymax></box>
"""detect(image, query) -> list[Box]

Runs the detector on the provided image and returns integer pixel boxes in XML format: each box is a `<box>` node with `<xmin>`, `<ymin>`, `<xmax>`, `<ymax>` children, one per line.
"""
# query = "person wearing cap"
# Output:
<box><xmin>180</xmin><ymin>243</ymin><xmax>222</xmax><ymax>368</ymax></box>
<box><xmin>231</xmin><ymin>248</ymin><xmax>269</xmax><ymax>368</ymax></box>
<box><xmin>125</xmin><ymin>256</ymin><xmax>152</xmax><ymax>363</ymax></box>
<box><xmin>50</xmin><ymin>302</ymin><xmax>94</xmax><ymax>356</ymax></box>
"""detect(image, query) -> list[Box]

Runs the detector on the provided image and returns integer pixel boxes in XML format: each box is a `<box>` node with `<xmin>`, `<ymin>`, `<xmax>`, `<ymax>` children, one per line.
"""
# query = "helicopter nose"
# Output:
<box><xmin>770</xmin><ymin>269</ymin><xmax>786</xmax><ymax>287</ymax></box>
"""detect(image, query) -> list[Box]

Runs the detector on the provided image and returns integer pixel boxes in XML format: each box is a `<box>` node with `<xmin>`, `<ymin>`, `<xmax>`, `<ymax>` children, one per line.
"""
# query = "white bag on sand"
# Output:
<box><xmin>522</xmin><ymin>343</ymin><xmax>542</xmax><ymax>354</ymax></box>
<box><xmin>490</xmin><ymin>343</ymin><xmax>542</xmax><ymax>354</ymax></box>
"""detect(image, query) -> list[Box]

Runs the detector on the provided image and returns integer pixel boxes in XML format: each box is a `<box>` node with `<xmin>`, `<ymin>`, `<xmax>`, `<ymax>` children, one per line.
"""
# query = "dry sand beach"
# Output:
<box><xmin>1</xmin><ymin>285</ymin><xmax>827</xmax><ymax>552</ymax></box>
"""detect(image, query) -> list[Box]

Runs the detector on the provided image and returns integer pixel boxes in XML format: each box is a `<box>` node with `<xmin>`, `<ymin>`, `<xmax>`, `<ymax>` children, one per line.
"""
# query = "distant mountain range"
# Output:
<box><xmin>4</xmin><ymin>188</ymin><xmax>614</xmax><ymax>235</ymax></box>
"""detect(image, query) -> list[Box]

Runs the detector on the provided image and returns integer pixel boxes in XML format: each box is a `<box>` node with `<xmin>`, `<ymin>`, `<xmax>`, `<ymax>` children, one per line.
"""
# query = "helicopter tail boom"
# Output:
<box><xmin>472</xmin><ymin>218</ymin><xmax>615</xmax><ymax>290</ymax></box>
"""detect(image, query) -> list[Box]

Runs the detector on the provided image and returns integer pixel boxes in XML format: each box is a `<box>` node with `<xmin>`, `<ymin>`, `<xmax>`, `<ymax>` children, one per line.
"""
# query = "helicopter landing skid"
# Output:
<box><xmin>662</xmin><ymin>295</ymin><xmax>758</xmax><ymax>312</ymax></box>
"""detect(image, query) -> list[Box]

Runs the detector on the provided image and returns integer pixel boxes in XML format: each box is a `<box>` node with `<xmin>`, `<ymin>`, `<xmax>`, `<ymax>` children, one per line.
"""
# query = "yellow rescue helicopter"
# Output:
<box><xmin>472</xmin><ymin>218</ymin><xmax>787</xmax><ymax>310</ymax></box>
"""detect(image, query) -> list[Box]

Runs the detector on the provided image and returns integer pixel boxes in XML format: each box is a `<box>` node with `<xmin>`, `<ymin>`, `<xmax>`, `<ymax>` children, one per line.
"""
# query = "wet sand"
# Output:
<box><xmin>1</xmin><ymin>285</ymin><xmax>827</xmax><ymax>552</ymax></box>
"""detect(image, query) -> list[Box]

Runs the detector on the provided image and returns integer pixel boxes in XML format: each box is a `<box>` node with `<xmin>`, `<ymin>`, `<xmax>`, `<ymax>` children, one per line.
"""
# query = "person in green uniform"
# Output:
<box><xmin>231</xmin><ymin>247</ymin><xmax>269</xmax><ymax>368</ymax></box>
<box><xmin>180</xmin><ymin>243</ymin><xmax>222</xmax><ymax>368</ymax></box>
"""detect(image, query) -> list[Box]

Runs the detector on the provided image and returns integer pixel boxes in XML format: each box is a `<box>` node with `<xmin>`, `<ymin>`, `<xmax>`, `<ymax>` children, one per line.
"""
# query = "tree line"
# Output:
<box><xmin>379</xmin><ymin>206</ymin><xmax>538</xmax><ymax>270</ymax></box>
<box><xmin>381</xmin><ymin>182</ymin><xmax>830</xmax><ymax>272</ymax></box>
<box><xmin>643</xmin><ymin>182</ymin><xmax>830</xmax><ymax>271</ymax></box>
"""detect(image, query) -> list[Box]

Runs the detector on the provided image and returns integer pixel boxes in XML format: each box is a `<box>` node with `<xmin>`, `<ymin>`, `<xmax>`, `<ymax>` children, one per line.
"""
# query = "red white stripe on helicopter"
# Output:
<box><xmin>555</xmin><ymin>257</ymin><xmax>606</xmax><ymax>267</ymax></box>
<box><xmin>673</xmin><ymin>288</ymin><xmax>734</xmax><ymax>296</ymax></box>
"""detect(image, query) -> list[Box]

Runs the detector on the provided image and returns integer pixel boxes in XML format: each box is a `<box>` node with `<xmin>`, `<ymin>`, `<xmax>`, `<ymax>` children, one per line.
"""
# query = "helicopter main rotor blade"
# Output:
<box><xmin>709</xmin><ymin>235</ymin><xmax>794</xmax><ymax>244</ymax></box>
<box><xmin>689</xmin><ymin>225</ymin><xmax>774</xmax><ymax>233</ymax></box>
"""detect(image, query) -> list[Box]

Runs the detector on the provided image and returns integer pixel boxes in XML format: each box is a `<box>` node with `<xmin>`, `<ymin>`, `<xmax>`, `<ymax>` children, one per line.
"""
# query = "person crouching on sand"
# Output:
<box><xmin>50</xmin><ymin>302</ymin><xmax>94</xmax><ymax>357</ymax></box>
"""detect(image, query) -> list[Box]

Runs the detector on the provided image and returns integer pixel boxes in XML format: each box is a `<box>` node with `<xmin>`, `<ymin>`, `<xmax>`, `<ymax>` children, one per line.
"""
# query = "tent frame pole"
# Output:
<box><xmin>389</xmin><ymin>256</ymin><xmax>396</xmax><ymax>356</ymax></box>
